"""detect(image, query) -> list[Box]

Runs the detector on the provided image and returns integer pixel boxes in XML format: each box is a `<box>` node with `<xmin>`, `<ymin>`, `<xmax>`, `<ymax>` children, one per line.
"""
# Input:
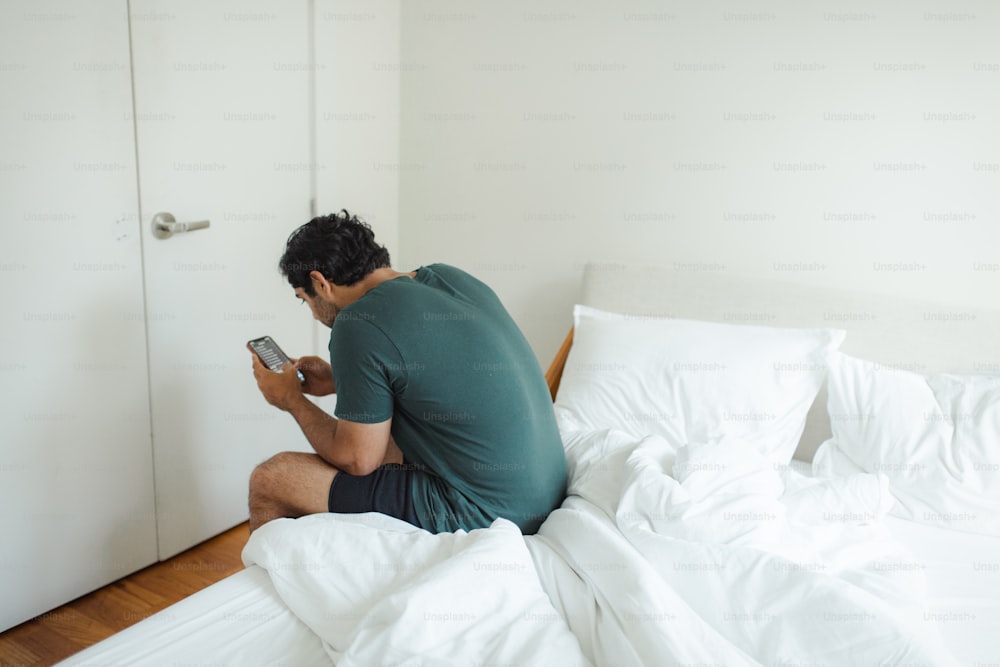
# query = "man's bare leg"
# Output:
<box><xmin>248</xmin><ymin>437</ymin><xmax>404</xmax><ymax>533</ymax></box>
<box><xmin>382</xmin><ymin>435</ymin><xmax>404</xmax><ymax>465</ymax></box>
<box><xmin>248</xmin><ymin>452</ymin><xmax>335</xmax><ymax>532</ymax></box>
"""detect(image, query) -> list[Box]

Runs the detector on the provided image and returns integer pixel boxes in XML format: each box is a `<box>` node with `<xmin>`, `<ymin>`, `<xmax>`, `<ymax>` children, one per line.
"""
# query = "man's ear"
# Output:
<box><xmin>309</xmin><ymin>270</ymin><xmax>333</xmax><ymax>297</ymax></box>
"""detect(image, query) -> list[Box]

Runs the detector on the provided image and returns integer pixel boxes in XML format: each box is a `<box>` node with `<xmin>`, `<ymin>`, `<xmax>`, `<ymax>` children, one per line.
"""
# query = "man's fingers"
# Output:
<box><xmin>248</xmin><ymin>349</ymin><xmax>268</xmax><ymax>369</ymax></box>
<box><xmin>247</xmin><ymin>349</ymin><xmax>272</xmax><ymax>383</ymax></box>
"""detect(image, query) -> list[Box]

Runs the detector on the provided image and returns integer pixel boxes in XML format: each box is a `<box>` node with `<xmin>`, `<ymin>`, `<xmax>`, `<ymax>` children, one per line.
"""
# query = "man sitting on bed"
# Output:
<box><xmin>247</xmin><ymin>210</ymin><xmax>567</xmax><ymax>536</ymax></box>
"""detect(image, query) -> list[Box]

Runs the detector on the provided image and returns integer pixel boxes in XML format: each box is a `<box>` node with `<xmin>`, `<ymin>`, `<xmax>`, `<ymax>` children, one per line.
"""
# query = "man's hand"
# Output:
<box><xmin>249</xmin><ymin>347</ymin><xmax>305</xmax><ymax>411</ymax></box>
<box><xmin>292</xmin><ymin>355</ymin><xmax>336</xmax><ymax>396</ymax></box>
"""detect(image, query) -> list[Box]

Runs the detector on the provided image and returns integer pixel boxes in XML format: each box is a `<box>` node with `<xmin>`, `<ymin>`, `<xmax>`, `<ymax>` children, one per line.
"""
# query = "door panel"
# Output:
<box><xmin>130</xmin><ymin>0</ymin><xmax>316</xmax><ymax>558</ymax></box>
<box><xmin>0</xmin><ymin>0</ymin><xmax>156</xmax><ymax>631</ymax></box>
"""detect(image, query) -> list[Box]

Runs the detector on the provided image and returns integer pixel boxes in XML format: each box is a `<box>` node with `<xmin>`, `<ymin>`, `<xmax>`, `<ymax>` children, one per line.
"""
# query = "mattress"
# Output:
<box><xmin>58</xmin><ymin>565</ymin><xmax>328</xmax><ymax>666</ymax></box>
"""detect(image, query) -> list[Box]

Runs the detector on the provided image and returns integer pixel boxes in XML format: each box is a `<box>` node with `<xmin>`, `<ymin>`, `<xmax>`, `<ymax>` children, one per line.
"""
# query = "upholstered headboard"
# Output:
<box><xmin>550</xmin><ymin>261</ymin><xmax>1000</xmax><ymax>462</ymax></box>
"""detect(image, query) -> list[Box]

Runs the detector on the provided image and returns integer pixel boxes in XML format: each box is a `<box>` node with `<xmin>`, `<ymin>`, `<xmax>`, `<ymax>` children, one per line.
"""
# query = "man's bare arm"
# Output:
<box><xmin>283</xmin><ymin>395</ymin><xmax>394</xmax><ymax>475</ymax></box>
<box><xmin>251</xmin><ymin>350</ymin><xmax>398</xmax><ymax>475</ymax></box>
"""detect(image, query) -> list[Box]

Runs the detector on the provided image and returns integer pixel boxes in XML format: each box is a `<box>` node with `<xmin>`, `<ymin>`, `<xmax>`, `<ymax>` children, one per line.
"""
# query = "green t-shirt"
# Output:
<box><xmin>329</xmin><ymin>263</ymin><xmax>567</xmax><ymax>534</ymax></box>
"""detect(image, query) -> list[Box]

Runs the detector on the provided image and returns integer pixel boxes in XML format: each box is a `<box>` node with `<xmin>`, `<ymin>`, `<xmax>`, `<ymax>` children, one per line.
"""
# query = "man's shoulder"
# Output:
<box><xmin>420</xmin><ymin>263</ymin><xmax>496</xmax><ymax>297</ymax></box>
<box><xmin>420</xmin><ymin>262</ymin><xmax>468</xmax><ymax>280</ymax></box>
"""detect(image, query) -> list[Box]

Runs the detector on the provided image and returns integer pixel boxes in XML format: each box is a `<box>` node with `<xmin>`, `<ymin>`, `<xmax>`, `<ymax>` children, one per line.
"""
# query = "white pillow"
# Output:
<box><xmin>554</xmin><ymin>305</ymin><xmax>845</xmax><ymax>463</ymax></box>
<box><xmin>813</xmin><ymin>352</ymin><xmax>1000</xmax><ymax>536</ymax></box>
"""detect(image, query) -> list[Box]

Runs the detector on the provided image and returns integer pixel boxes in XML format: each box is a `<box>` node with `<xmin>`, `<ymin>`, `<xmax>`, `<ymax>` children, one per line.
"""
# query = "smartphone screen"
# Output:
<box><xmin>248</xmin><ymin>336</ymin><xmax>306</xmax><ymax>383</ymax></box>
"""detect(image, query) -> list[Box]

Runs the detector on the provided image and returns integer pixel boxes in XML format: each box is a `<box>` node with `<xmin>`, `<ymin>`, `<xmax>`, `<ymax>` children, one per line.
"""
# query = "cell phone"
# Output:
<box><xmin>248</xmin><ymin>336</ymin><xmax>306</xmax><ymax>384</ymax></box>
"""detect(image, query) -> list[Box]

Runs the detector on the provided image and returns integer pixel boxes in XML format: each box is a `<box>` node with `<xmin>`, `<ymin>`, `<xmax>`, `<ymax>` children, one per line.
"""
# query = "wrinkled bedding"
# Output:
<box><xmin>243</xmin><ymin>429</ymin><xmax>956</xmax><ymax>666</ymax></box>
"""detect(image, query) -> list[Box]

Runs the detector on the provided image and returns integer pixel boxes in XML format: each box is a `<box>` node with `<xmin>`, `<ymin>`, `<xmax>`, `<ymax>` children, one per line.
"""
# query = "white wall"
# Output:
<box><xmin>315</xmin><ymin>0</ymin><xmax>401</xmax><ymax>257</ymax></box>
<box><xmin>396</xmin><ymin>0</ymin><xmax>1000</xmax><ymax>366</ymax></box>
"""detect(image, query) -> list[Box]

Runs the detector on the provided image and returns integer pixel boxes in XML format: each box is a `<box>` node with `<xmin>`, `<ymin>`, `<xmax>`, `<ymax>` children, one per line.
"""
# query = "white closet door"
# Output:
<box><xmin>0</xmin><ymin>0</ymin><xmax>156</xmax><ymax>631</ymax></box>
<box><xmin>129</xmin><ymin>0</ymin><xmax>316</xmax><ymax>558</ymax></box>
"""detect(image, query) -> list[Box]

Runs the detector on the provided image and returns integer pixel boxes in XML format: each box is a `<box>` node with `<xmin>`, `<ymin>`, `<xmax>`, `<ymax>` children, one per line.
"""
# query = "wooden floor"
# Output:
<box><xmin>0</xmin><ymin>523</ymin><xmax>248</xmax><ymax>667</ymax></box>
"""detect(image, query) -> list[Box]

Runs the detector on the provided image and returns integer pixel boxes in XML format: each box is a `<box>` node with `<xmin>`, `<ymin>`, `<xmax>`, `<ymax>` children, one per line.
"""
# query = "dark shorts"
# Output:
<box><xmin>327</xmin><ymin>462</ymin><xmax>421</xmax><ymax>528</ymax></box>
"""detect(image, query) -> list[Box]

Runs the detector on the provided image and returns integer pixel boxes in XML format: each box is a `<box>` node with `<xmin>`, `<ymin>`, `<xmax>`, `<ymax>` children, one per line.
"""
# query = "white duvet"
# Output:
<box><xmin>243</xmin><ymin>429</ymin><xmax>958</xmax><ymax>666</ymax></box>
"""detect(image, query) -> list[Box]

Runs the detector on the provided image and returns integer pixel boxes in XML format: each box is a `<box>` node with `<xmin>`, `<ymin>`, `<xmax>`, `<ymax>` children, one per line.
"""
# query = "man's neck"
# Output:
<box><xmin>357</xmin><ymin>267</ymin><xmax>416</xmax><ymax>295</ymax></box>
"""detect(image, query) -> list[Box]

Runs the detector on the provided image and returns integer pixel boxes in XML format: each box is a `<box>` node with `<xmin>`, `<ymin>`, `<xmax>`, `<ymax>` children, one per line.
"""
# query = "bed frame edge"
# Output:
<box><xmin>544</xmin><ymin>328</ymin><xmax>574</xmax><ymax>401</ymax></box>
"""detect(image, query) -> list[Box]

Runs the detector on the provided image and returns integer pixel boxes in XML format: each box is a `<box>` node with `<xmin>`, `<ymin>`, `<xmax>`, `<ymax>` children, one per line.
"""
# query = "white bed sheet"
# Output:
<box><xmin>788</xmin><ymin>458</ymin><xmax>1000</xmax><ymax>665</ymax></box>
<box><xmin>57</xmin><ymin>565</ymin><xmax>329</xmax><ymax>667</ymax></box>
<box><xmin>888</xmin><ymin>517</ymin><xmax>1000</xmax><ymax>665</ymax></box>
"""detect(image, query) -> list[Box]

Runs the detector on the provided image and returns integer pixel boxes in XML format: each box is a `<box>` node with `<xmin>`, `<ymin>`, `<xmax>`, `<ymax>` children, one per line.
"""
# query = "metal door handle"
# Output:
<box><xmin>152</xmin><ymin>212</ymin><xmax>211</xmax><ymax>239</ymax></box>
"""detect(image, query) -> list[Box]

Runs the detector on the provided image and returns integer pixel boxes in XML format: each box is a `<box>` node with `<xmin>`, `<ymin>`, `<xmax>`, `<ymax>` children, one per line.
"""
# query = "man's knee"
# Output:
<box><xmin>249</xmin><ymin>451</ymin><xmax>299</xmax><ymax>500</ymax></box>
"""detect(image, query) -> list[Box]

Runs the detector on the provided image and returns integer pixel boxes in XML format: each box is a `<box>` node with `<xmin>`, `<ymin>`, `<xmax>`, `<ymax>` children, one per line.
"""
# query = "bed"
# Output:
<box><xmin>61</xmin><ymin>261</ymin><xmax>1000</xmax><ymax>666</ymax></box>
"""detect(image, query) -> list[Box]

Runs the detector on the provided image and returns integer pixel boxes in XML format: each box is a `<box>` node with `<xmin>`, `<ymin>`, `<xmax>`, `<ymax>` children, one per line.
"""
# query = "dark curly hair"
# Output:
<box><xmin>278</xmin><ymin>210</ymin><xmax>391</xmax><ymax>295</ymax></box>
